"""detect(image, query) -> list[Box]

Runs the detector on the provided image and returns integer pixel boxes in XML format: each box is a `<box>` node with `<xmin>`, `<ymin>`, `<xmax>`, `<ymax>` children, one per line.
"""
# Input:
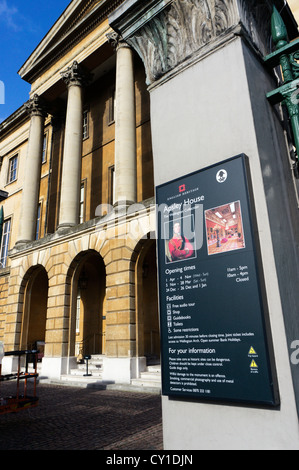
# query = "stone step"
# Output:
<box><xmin>139</xmin><ymin>371</ymin><xmax>161</xmax><ymax>381</ymax></box>
<box><xmin>145</xmin><ymin>365</ymin><xmax>161</xmax><ymax>373</ymax></box>
<box><xmin>86</xmin><ymin>355</ymin><xmax>104</xmax><ymax>363</ymax></box>
<box><xmin>70</xmin><ymin>369</ymin><xmax>102</xmax><ymax>377</ymax></box>
<box><xmin>70</xmin><ymin>355</ymin><xmax>104</xmax><ymax>376</ymax></box>
<box><xmin>76</xmin><ymin>363</ymin><xmax>103</xmax><ymax>370</ymax></box>
<box><xmin>39</xmin><ymin>356</ymin><xmax>162</xmax><ymax>392</ymax></box>
<box><xmin>131</xmin><ymin>377</ymin><xmax>161</xmax><ymax>388</ymax></box>
<box><xmin>131</xmin><ymin>364</ymin><xmax>161</xmax><ymax>389</ymax></box>
<box><xmin>57</xmin><ymin>375</ymin><xmax>109</xmax><ymax>389</ymax></box>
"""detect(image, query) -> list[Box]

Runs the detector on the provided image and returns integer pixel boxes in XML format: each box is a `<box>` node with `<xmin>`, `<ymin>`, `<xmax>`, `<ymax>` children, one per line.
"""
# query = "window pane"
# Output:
<box><xmin>42</xmin><ymin>135</ymin><xmax>47</xmax><ymax>163</ymax></box>
<box><xmin>76</xmin><ymin>290</ymin><xmax>81</xmax><ymax>333</ymax></box>
<box><xmin>8</xmin><ymin>156</ymin><xmax>18</xmax><ymax>183</ymax></box>
<box><xmin>80</xmin><ymin>183</ymin><xmax>85</xmax><ymax>223</ymax></box>
<box><xmin>109</xmin><ymin>166</ymin><xmax>115</xmax><ymax>206</ymax></box>
<box><xmin>109</xmin><ymin>89</ymin><xmax>115</xmax><ymax>124</ymax></box>
<box><xmin>83</xmin><ymin>110</ymin><xmax>89</xmax><ymax>139</ymax></box>
<box><xmin>36</xmin><ymin>204</ymin><xmax>41</xmax><ymax>240</ymax></box>
<box><xmin>0</xmin><ymin>219</ymin><xmax>11</xmax><ymax>268</ymax></box>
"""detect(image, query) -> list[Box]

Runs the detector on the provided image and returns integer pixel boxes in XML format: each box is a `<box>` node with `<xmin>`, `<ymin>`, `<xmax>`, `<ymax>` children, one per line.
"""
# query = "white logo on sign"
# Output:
<box><xmin>216</xmin><ymin>170</ymin><xmax>227</xmax><ymax>183</ymax></box>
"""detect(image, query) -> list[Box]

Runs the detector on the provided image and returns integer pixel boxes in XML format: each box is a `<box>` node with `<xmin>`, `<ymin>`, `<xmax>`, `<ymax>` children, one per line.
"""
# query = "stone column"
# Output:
<box><xmin>58</xmin><ymin>61</ymin><xmax>88</xmax><ymax>229</ymax></box>
<box><xmin>17</xmin><ymin>94</ymin><xmax>47</xmax><ymax>244</ymax></box>
<box><xmin>108</xmin><ymin>33</ymin><xmax>137</xmax><ymax>207</ymax></box>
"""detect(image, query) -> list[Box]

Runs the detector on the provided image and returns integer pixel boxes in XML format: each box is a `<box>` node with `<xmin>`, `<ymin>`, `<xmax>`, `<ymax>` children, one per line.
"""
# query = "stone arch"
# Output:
<box><xmin>131</xmin><ymin>233</ymin><xmax>160</xmax><ymax>363</ymax></box>
<box><xmin>66</xmin><ymin>249</ymin><xmax>106</xmax><ymax>360</ymax></box>
<box><xmin>19</xmin><ymin>264</ymin><xmax>49</xmax><ymax>355</ymax></box>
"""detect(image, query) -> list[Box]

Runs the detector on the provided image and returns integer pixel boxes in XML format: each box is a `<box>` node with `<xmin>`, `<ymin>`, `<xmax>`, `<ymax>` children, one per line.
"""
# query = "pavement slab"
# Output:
<box><xmin>0</xmin><ymin>382</ymin><xmax>163</xmax><ymax>451</ymax></box>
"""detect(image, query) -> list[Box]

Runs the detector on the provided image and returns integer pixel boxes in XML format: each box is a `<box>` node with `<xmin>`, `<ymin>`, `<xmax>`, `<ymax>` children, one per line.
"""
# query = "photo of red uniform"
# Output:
<box><xmin>168</xmin><ymin>237</ymin><xmax>194</xmax><ymax>261</ymax></box>
<box><xmin>168</xmin><ymin>222</ymin><xmax>194</xmax><ymax>262</ymax></box>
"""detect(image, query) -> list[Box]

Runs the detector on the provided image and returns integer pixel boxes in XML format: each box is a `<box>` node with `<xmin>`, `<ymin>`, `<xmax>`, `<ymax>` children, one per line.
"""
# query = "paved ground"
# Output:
<box><xmin>0</xmin><ymin>381</ymin><xmax>163</xmax><ymax>450</ymax></box>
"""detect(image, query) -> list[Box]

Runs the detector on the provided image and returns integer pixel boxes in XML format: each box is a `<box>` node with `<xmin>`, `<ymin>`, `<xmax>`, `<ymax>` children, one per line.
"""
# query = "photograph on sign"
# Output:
<box><xmin>205</xmin><ymin>201</ymin><xmax>246</xmax><ymax>256</ymax></box>
<box><xmin>164</xmin><ymin>214</ymin><xmax>197</xmax><ymax>264</ymax></box>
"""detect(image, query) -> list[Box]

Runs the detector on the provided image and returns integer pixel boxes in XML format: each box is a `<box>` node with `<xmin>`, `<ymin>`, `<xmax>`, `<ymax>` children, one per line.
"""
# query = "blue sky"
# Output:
<box><xmin>0</xmin><ymin>0</ymin><xmax>71</xmax><ymax>123</ymax></box>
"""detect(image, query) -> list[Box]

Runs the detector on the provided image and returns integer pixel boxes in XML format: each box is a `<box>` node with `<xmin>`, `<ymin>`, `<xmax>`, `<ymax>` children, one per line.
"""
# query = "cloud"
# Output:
<box><xmin>0</xmin><ymin>0</ymin><xmax>20</xmax><ymax>31</ymax></box>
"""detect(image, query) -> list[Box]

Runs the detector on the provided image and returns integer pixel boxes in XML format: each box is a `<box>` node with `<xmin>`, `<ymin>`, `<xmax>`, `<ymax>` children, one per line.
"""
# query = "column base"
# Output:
<box><xmin>41</xmin><ymin>356</ymin><xmax>76</xmax><ymax>380</ymax></box>
<box><xmin>113</xmin><ymin>200</ymin><xmax>136</xmax><ymax>215</ymax></box>
<box><xmin>102</xmin><ymin>356</ymin><xmax>146</xmax><ymax>384</ymax></box>
<box><xmin>1</xmin><ymin>355</ymin><xmax>20</xmax><ymax>375</ymax></box>
<box><xmin>56</xmin><ymin>223</ymin><xmax>77</xmax><ymax>235</ymax></box>
<box><xmin>15</xmin><ymin>239</ymin><xmax>32</xmax><ymax>248</ymax></box>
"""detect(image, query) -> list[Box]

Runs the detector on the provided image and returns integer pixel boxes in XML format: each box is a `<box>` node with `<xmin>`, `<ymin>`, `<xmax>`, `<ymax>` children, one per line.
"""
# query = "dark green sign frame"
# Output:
<box><xmin>156</xmin><ymin>154</ymin><xmax>279</xmax><ymax>406</ymax></box>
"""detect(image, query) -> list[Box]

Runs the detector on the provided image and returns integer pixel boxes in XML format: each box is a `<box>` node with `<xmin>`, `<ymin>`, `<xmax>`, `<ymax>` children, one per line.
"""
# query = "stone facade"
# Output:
<box><xmin>0</xmin><ymin>0</ymin><xmax>298</xmax><ymax>394</ymax></box>
<box><xmin>0</xmin><ymin>0</ymin><xmax>158</xmax><ymax>383</ymax></box>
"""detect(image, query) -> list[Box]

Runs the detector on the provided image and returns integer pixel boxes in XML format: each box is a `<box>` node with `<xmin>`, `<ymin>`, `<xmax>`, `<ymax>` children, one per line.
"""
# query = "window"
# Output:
<box><xmin>108</xmin><ymin>89</ymin><xmax>115</xmax><ymax>125</ymax></box>
<box><xmin>0</xmin><ymin>219</ymin><xmax>11</xmax><ymax>268</ymax></box>
<box><xmin>83</xmin><ymin>109</ymin><xmax>89</xmax><ymax>140</ymax></box>
<box><xmin>7</xmin><ymin>155</ymin><xmax>18</xmax><ymax>184</ymax></box>
<box><xmin>42</xmin><ymin>135</ymin><xmax>47</xmax><ymax>163</ymax></box>
<box><xmin>35</xmin><ymin>203</ymin><xmax>41</xmax><ymax>240</ymax></box>
<box><xmin>76</xmin><ymin>290</ymin><xmax>81</xmax><ymax>333</ymax></box>
<box><xmin>79</xmin><ymin>182</ymin><xmax>85</xmax><ymax>224</ymax></box>
<box><xmin>108</xmin><ymin>165</ymin><xmax>115</xmax><ymax>206</ymax></box>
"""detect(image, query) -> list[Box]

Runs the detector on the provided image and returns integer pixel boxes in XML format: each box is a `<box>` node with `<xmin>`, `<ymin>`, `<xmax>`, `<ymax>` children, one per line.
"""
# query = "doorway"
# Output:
<box><xmin>72</xmin><ymin>251</ymin><xmax>106</xmax><ymax>359</ymax></box>
<box><xmin>21</xmin><ymin>266</ymin><xmax>48</xmax><ymax>360</ymax></box>
<box><xmin>136</xmin><ymin>240</ymin><xmax>160</xmax><ymax>364</ymax></box>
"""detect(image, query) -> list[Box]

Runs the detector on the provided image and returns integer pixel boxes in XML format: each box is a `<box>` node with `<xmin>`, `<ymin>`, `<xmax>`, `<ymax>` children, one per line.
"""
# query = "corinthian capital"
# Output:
<box><xmin>25</xmin><ymin>94</ymin><xmax>47</xmax><ymax>118</ymax></box>
<box><xmin>61</xmin><ymin>61</ymin><xmax>91</xmax><ymax>88</ymax></box>
<box><xmin>107</xmin><ymin>31</ymin><xmax>131</xmax><ymax>51</ymax></box>
<box><xmin>114</xmin><ymin>0</ymin><xmax>237</xmax><ymax>85</ymax></box>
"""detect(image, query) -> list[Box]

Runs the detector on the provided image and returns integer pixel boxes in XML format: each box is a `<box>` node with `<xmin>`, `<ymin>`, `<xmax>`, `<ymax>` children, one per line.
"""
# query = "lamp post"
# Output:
<box><xmin>264</xmin><ymin>6</ymin><xmax>299</xmax><ymax>177</ymax></box>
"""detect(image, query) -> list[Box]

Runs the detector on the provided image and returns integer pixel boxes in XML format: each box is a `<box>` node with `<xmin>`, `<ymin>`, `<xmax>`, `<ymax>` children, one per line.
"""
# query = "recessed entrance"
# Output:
<box><xmin>70</xmin><ymin>251</ymin><xmax>106</xmax><ymax>360</ymax></box>
<box><xmin>136</xmin><ymin>240</ymin><xmax>160</xmax><ymax>364</ymax></box>
<box><xmin>21</xmin><ymin>266</ymin><xmax>48</xmax><ymax>359</ymax></box>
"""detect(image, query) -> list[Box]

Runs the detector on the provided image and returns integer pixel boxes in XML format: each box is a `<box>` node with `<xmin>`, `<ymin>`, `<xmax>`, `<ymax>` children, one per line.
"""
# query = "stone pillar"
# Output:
<box><xmin>58</xmin><ymin>61</ymin><xmax>87</xmax><ymax>229</ymax></box>
<box><xmin>109</xmin><ymin>0</ymin><xmax>299</xmax><ymax>451</ymax></box>
<box><xmin>17</xmin><ymin>94</ymin><xmax>47</xmax><ymax>244</ymax></box>
<box><xmin>108</xmin><ymin>33</ymin><xmax>137</xmax><ymax>207</ymax></box>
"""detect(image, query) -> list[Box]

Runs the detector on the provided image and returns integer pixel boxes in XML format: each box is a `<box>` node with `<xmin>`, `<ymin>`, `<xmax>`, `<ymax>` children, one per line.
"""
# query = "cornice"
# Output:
<box><xmin>0</xmin><ymin>105</ymin><xmax>29</xmax><ymax>140</ymax></box>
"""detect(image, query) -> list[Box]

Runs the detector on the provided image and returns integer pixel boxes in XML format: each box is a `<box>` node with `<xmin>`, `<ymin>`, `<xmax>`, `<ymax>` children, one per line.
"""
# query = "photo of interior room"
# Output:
<box><xmin>205</xmin><ymin>201</ymin><xmax>245</xmax><ymax>255</ymax></box>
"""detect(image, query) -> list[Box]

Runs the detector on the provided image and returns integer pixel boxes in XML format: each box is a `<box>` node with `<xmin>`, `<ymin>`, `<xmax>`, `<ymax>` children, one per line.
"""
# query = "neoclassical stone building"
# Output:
<box><xmin>0</xmin><ymin>0</ymin><xmax>159</xmax><ymax>384</ymax></box>
<box><xmin>1</xmin><ymin>1</ymin><xmax>299</xmax><ymax>428</ymax></box>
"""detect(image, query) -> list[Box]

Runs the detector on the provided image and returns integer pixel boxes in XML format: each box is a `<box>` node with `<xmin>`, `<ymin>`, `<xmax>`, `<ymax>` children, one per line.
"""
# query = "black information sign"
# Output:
<box><xmin>156</xmin><ymin>154</ymin><xmax>279</xmax><ymax>406</ymax></box>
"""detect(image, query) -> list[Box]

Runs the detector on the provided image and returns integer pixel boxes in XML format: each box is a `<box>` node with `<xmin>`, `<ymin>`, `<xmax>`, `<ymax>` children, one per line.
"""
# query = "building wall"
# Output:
<box><xmin>0</xmin><ymin>119</ymin><xmax>30</xmax><ymax>255</ymax></box>
<box><xmin>3</xmin><ymin>202</ymin><xmax>156</xmax><ymax>378</ymax></box>
<box><xmin>0</xmin><ymin>1</ymin><xmax>156</xmax><ymax>384</ymax></box>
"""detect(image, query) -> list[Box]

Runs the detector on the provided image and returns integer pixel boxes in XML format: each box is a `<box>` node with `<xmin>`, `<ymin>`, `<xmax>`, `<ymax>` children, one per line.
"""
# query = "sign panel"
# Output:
<box><xmin>156</xmin><ymin>154</ymin><xmax>279</xmax><ymax>406</ymax></box>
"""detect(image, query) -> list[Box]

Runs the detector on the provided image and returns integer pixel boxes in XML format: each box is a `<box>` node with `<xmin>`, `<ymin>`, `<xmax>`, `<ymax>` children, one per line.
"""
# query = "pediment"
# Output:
<box><xmin>18</xmin><ymin>0</ymin><xmax>123</xmax><ymax>84</ymax></box>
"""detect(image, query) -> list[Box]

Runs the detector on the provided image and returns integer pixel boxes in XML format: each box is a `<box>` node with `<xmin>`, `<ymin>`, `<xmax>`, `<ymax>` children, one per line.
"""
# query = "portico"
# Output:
<box><xmin>17</xmin><ymin>46</ymin><xmax>138</xmax><ymax>237</ymax></box>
